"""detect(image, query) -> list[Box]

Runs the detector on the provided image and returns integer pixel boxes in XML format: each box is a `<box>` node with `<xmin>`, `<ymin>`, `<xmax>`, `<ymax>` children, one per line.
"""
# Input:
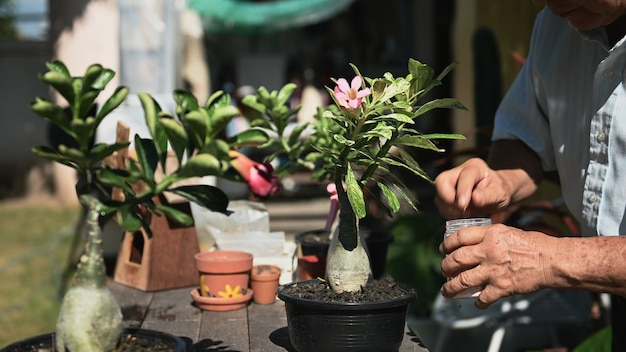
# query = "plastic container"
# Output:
<box><xmin>443</xmin><ymin>217</ymin><xmax>492</xmax><ymax>298</ymax></box>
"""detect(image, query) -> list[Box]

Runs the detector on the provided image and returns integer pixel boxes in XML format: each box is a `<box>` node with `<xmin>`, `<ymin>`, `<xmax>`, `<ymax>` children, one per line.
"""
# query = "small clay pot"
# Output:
<box><xmin>194</xmin><ymin>251</ymin><xmax>253</xmax><ymax>299</ymax></box>
<box><xmin>250</xmin><ymin>264</ymin><xmax>281</xmax><ymax>304</ymax></box>
<box><xmin>191</xmin><ymin>288</ymin><xmax>253</xmax><ymax>311</ymax></box>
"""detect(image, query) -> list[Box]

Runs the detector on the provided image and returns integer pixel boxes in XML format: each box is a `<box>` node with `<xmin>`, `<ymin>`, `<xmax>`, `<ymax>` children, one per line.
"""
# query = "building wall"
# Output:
<box><xmin>451</xmin><ymin>0</ymin><xmax>543</xmax><ymax>156</ymax></box>
<box><xmin>0</xmin><ymin>41</ymin><xmax>50</xmax><ymax>198</ymax></box>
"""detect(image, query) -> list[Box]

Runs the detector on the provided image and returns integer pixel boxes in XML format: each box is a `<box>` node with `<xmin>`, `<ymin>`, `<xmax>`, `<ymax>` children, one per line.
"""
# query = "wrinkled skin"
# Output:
<box><xmin>435</xmin><ymin>140</ymin><xmax>626</xmax><ymax>309</ymax></box>
<box><xmin>439</xmin><ymin>222</ymin><xmax>554</xmax><ymax>308</ymax></box>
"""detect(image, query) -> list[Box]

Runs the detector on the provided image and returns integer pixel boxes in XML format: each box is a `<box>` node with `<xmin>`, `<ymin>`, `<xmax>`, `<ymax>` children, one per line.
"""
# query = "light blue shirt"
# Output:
<box><xmin>492</xmin><ymin>8</ymin><xmax>626</xmax><ymax>237</ymax></box>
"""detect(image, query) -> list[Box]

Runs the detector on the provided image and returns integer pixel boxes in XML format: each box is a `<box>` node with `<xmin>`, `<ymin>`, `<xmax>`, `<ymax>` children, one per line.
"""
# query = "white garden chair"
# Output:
<box><xmin>431</xmin><ymin>289</ymin><xmax>592</xmax><ymax>352</ymax></box>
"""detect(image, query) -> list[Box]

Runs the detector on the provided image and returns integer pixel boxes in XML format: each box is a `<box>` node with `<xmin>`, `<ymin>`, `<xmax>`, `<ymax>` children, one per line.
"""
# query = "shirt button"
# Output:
<box><xmin>597</xmin><ymin>132</ymin><xmax>606</xmax><ymax>142</ymax></box>
<box><xmin>588</xmin><ymin>193</ymin><xmax>597</xmax><ymax>203</ymax></box>
<box><xmin>604</xmin><ymin>69</ymin><xmax>615</xmax><ymax>78</ymax></box>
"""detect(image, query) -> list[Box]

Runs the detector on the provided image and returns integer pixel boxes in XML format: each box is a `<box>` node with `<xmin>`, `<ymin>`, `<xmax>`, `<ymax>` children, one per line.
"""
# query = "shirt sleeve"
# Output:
<box><xmin>491</xmin><ymin>8</ymin><xmax>557</xmax><ymax>172</ymax></box>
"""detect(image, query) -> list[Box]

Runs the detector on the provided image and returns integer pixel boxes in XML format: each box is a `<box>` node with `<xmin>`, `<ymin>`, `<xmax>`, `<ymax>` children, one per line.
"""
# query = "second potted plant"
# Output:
<box><xmin>21</xmin><ymin>61</ymin><xmax>279</xmax><ymax>351</ymax></box>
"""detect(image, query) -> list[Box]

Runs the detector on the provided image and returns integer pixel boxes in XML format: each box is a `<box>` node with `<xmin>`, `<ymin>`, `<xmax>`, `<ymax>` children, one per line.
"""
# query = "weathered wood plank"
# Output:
<box><xmin>247</xmin><ymin>301</ymin><xmax>290</xmax><ymax>351</ymax></box>
<box><xmin>109</xmin><ymin>281</ymin><xmax>153</xmax><ymax>329</ymax></box>
<box><xmin>198</xmin><ymin>305</ymin><xmax>249</xmax><ymax>352</ymax></box>
<box><xmin>109</xmin><ymin>282</ymin><xmax>430</xmax><ymax>351</ymax></box>
<box><xmin>140</xmin><ymin>287</ymin><xmax>202</xmax><ymax>346</ymax></box>
<box><xmin>400</xmin><ymin>324</ymin><xmax>430</xmax><ymax>352</ymax></box>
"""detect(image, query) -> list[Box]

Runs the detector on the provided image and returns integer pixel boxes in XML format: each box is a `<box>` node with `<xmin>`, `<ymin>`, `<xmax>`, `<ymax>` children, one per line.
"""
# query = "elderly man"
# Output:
<box><xmin>435</xmin><ymin>0</ymin><xmax>626</xmax><ymax>349</ymax></box>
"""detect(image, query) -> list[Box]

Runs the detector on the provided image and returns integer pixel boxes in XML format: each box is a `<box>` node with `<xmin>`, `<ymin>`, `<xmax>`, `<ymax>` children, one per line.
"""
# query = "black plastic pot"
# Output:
<box><xmin>277</xmin><ymin>280</ymin><xmax>416</xmax><ymax>352</ymax></box>
<box><xmin>295</xmin><ymin>228</ymin><xmax>394</xmax><ymax>279</ymax></box>
<box><xmin>0</xmin><ymin>329</ymin><xmax>186</xmax><ymax>352</ymax></box>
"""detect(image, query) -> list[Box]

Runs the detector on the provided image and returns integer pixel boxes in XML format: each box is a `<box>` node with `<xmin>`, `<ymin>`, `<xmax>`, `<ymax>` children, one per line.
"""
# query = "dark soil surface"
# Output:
<box><xmin>282</xmin><ymin>276</ymin><xmax>410</xmax><ymax>303</ymax></box>
<box><xmin>3</xmin><ymin>332</ymin><xmax>177</xmax><ymax>352</ymax></box>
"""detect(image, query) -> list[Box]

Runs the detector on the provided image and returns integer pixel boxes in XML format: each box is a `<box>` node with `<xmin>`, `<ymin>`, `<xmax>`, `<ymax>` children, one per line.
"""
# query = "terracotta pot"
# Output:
<box><xmin>194</xmin><ymin>251</ymin><xmax>253</xmax><ymax>299</ymax></box>
<box><xmin>297</xmin><ymin>255</ymin><xmax>326</xmax><ymax>280</ymax></box>
<box><xmin>250</xmin><ymin>264</ymin><xmax>281</xmax><ymax>304</ymax></box>
<box><xmin>190</xmin><ymin>288</ymin><xmax>253</xmax><ymax>311</ymax></box>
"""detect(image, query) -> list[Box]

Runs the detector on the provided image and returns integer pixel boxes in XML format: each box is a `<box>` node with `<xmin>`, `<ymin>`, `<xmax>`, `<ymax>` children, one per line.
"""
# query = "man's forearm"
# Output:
<box><xmin>549</xmin><ymin>236</ymin><xmax>626</xmax><ymax>296</ymax></box>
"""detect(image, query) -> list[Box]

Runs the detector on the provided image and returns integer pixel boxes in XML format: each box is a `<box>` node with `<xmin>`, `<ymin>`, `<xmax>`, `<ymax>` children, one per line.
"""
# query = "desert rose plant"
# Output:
<box><xmin>243</xmin><ymin>58</ymin><xmax>466</xmax><ymax>293</ymax></box>
<box><xmin>29</xmin><ymin>61</ymin><xmax>279</xmax><ymax>351</ymax></box>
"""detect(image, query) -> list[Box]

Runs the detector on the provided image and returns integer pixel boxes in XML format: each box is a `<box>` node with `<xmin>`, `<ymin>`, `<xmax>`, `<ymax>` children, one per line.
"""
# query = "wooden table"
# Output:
<box><xmin>109</xmin><ymin>281</ymin><xmax>430</xmax><ymax>351</ymax></box>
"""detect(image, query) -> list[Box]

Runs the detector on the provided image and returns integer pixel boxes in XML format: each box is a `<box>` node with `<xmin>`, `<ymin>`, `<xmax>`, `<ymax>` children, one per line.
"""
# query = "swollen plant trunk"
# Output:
<box><xmin>326</xmin><ymin>182</ymin><xmax>371</xmax><ymax>293</ymax></box>
<box><xmin>56</xmin><ymin>196</ymin><xmax>123</xmax><ymax>352</ymax></box>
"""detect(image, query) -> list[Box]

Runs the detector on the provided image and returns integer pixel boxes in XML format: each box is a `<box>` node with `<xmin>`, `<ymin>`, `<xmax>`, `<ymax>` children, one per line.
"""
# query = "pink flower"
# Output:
<box><xmin>325</xmin><ymin>183</ymin><xmax>339</xmax><ymax>229</ymax></box>
<box><xmin>229</xmin><ymin>151</ymin><xmax>281</xmax><ymax>198</ymax></box>
<box><xmin>333</xmin><ymin>76</ymin><xmax>371</xmax><ymax>109</ymax></box>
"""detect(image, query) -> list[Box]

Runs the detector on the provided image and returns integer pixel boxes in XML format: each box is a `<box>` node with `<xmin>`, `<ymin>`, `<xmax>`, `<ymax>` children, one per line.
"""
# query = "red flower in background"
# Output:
<box><xmin>229</xmin><ymin>150</ymin><xmax>281</xmax><ymax>198</ymax></box>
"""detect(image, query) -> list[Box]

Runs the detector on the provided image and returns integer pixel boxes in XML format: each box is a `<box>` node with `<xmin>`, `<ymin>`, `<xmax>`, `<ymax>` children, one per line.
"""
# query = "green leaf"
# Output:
<box><xmin>46</xmin><ymin>60</ymin><xmax>71</xmax><ymax>76</ymax></box>
<box><xmin>346</xmin><ymin>163</ymin><xmax>366</xmax><ymax>219</ymax></box>
<box><xmin>240</xmin><ymin>95</ymin><xmax>266</xmax><ymax>120</ymax></box>
<box><xmin>155</xmin><ymin>204</ymin><xmax>194</xmax><ymax>226</ymax></box>
<box><xmin>95</xmin><ymin>86</ymin><xmax>130</xmax><ymax>124</ymax></box>
<box><xmin>91</xmin><ymin>68</ymin><xmax>116</xmax><ymax>90</ymax></box>
<box><xmin>98</xmin><ymin>168</ymin><xmax>135</xmax><ymax>194</ymax></box>
<box><xmin>419</xmin><ymin>132</ymin><xmax>466</xmax><ymax>141</ymax></box>
<box><xmin>81</xmin><ymin>64</ymin><xmax>104</xmax><ymax>92</ymax></box>
<box><xmin>408</xmin><ymin>59</ymin><xmax>434</xmax><ymax>92</ymax></box>
<box><xmin>58</xmin><ymin>145</ymin><xmax>87</xmax><ymax>163</ymax></box>
<box><xmin>182</xmin><ymin>109</ymin><xmax>209</xmax><ymax>149</ymax></box>
<box><xmin>207</xmin><ymin>105</ymin><xmax>239</xmax><ymax>140</ymax></box>
<box><xmin>205</xmin><ymin>90</ymin><xmax>227</xmax><ymax>109</ymax></box>
<box><xmin>89</xmin><ymin>142</ymin><xmax>130</xmax><ymax>164</ymax></box>
<box><xmin>436</xmin><ymin>62</ymin><xmax>458</xmax><ymax>82</ymax></box>
<box><xmin>41</xmin><ymin>71</ymin><xmax>75</xmax><ymax>104</ymax></box>
<box><xmin>117</xmin><ymin>206</ymin><xmax>143</xmax><ymax>232</ymax></box>
<box><xmin>31</xmin><ymin>146</ymin><xmax>75</xmax><ymax>168</ymax></box>
<box><xmin>159</xmin><ymin>117</ymin><xmax>189</xmax><ymax>164</ymax></box>
<box><xmin>414</xmin><ymin>98</ymin><xmax>467</xmax><ymax>118</ymax></box>
<box><xmin>394</xmin><ymin>135</ymin><xmax>443</xmax><ymax>152</ymax></box>
<box><xmin>77</xmin><ymin>90</ymin><xmax>99</xmax><ymax>119</ymax></box>
<box><xmin>229</xmin><ymin>128</ymin><xmax>270</xmax><ymax>148</ymax></box>
<box><xmin>70</xmin><ymin>116</ymin><xmax>96</xmax><ymax>149</ymax></box>
<box><xmin>175</xmin><ymin>153</ymin><xmax>222</xmax><ymax>178</ymax></box>
<box><xmin>377</xmin><ymin>79</ymin><xmax>410</xmax><ymax>103</ymax></box>
<box><xmin>30</xmin><ymin>97</ymin><xmax>72</xmax><ymax>134</ymax></box>
<box><xmin>173</xmin><ymin>89</ymin><xmax>199</xmax><ymax>112</ymax></box>
<box><xmin>138</xmin><ymin>93</ymin><xmax>168</xmax><ymax>165</ymax></box>
<box><xmin>377</xmin><ymin>181</ymin><xmax>400</xmax><ymax>213</ymax></box>
<box><xmin>277</xmin><ymin>83</ymin><xmax>297</xmax><ymax>106</ymax></box>
<box><xmin>134</xmin><ymin>136</ymin><xmax>159</xmax><ymax>181</ymax></box>
<box><xmin>288</xmin><ymin>123</ymin><xmax>309</xmax><ymax>146</ymax></box>
<box><xmin>333</xmin><ymin>134</ymin><xmax>354</xmax><ymax>146</ymax></box>
<box><xmin>168</xmin><ymin>184</ymin><xmax>231</xmax><ymax>215</ymax></box>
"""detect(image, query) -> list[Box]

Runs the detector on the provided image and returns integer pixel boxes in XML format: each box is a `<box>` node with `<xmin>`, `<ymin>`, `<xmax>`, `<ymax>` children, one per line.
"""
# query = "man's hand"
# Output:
<box><xmin>434</xmin><ymin>158</ymin><xmax>513</xmax><ymax>219</ymax></box>
<box><xmin>439</xmin><ymin>223</ymin><xmax>555</xmax><ymax>308</ymax></box>
<box><xmin>434</xmin><ymin>139</ymin><xmax>544</xmax><ymax>219</ymax></box>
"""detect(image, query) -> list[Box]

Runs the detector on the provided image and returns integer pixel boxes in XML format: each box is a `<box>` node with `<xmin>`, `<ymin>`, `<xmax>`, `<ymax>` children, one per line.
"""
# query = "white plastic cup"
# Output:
<box><xmin>443</xmin><ymin>217</ymin><xmax>492</xmax><ymax>298</ymax></box>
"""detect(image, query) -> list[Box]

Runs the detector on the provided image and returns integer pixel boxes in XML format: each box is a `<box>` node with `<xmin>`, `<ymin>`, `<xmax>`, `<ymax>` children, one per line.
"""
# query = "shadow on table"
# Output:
<box><xmin>188</xmin><ymin>328</ymin><xmax>296</xmax><ymax>351</ymax></box>
<box><xmin>269</xmin><ymin>327</ymin><xmax>297</xmax><ymax>351</ymax></box>
<box><xmin>193</xmin><ymin>338</ymin><xmax>243</xmax><ymax>352</ymax></box>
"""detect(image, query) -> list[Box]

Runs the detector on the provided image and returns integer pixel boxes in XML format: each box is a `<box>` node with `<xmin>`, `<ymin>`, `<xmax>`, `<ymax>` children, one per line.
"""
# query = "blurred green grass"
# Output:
<box><xmin>0</xmin><ymin>201</ymin><xmax>80</xmax><ymax>347</ymax></box>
